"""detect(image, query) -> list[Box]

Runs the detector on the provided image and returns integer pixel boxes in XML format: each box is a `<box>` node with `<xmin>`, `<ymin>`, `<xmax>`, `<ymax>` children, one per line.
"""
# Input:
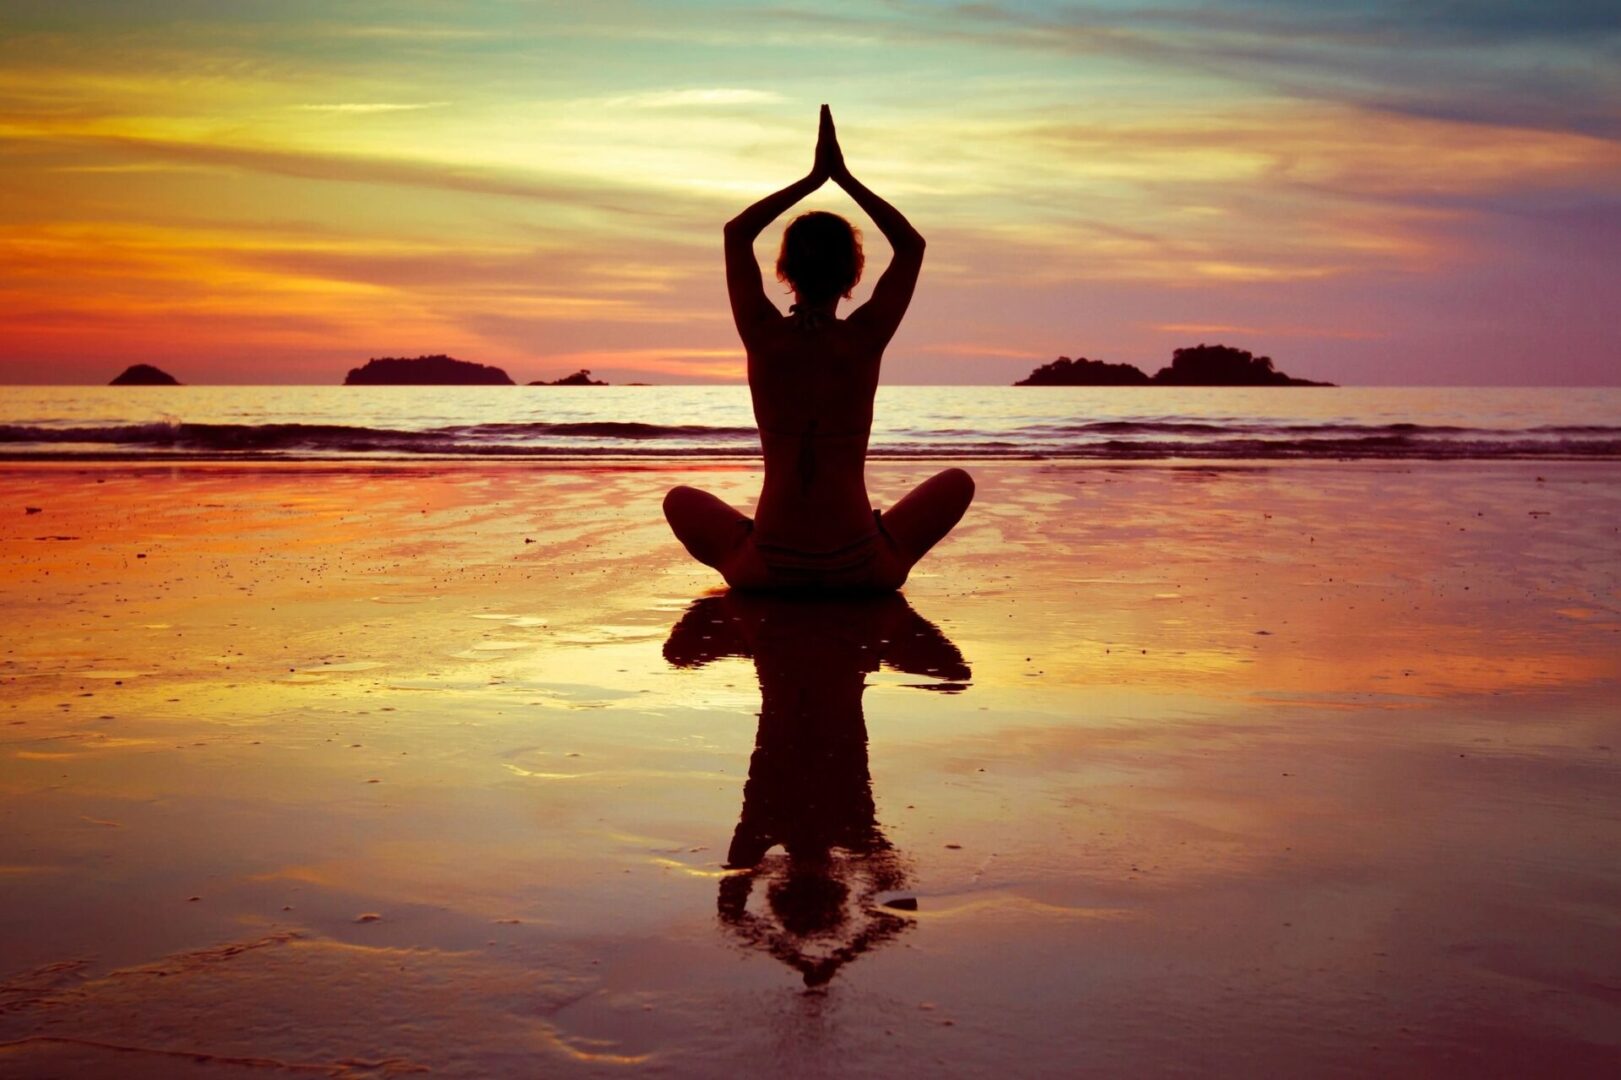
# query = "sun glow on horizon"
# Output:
<box><xmin>0</xmin><ymin>2</ymin><xmax>1616</xmax><ymax>386</ymax></box>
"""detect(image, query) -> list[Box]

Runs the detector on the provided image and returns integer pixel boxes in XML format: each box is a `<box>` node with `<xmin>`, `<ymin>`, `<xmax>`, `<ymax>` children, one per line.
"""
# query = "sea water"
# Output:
<box><xmin>2</xmin><ymin>385</ymin><xmax>1617</xmax><ymax>460</ymax></box>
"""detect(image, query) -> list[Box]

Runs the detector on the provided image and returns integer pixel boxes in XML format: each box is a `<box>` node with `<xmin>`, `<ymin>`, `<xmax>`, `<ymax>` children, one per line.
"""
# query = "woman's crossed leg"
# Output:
<box><xmin>662</xmin><ymin>486</ymin><xmax>751</xmax><ymax>572</ymax></box>
<box><xmin>662</xmin><ymin>467</ymin><xmax>974</xmax><ymax>591</ymax></box>
<box><xmin>877</xmin><ymin>468</ymin><xmax>975</xmax><ymax>570</ymax></box>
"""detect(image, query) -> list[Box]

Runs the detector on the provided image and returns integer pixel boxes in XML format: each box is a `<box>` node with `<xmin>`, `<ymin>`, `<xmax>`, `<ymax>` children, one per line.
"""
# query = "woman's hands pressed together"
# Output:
<box><xmin>814</xmin><ymin>104</ymin><xmax>848</xmax><ymax>185</ymax></box>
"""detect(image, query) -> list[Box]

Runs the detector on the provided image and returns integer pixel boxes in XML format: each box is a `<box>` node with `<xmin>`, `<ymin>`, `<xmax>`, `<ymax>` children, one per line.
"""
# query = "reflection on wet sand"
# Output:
<box><xmin>665</xmin><ymin>592</ymin><xmax>970</xmax><ymax>987</ymax></box>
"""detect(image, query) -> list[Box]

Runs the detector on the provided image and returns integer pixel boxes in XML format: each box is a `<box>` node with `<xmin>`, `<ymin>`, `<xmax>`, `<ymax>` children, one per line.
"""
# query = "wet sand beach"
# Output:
<box><xmin>1</xmin><ymin>461</ymin><xmax>1617</xmax><ymax>1076</ymax></box>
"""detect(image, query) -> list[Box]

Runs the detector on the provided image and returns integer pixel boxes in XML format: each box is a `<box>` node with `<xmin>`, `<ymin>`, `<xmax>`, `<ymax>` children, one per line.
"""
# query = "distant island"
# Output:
<box><xmin>110</xmin><ymin>363</ymin><xmax>180</xmax><ymax>386</ymax></box>
<box><xmin>344</xmin><ymin>355</ymin><xmax>514</xmax><ymax>386</ymax></box>
<box><xmin>1015</xmin><ymin>357</ymin><xmax>1150</xmax><ymax>386</ymax></box>
<box><xmin>1016</xmin><ymin>344</ymin><xmax>1333</xmax><ymax>387</ymax></box>
<box><xmin>528</xmin><ymin>369</ymin><xmax>608</xmax><ymax>386</ymax></box>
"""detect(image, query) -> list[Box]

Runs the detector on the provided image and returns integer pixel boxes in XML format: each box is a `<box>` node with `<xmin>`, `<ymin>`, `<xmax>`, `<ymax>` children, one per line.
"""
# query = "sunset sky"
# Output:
<box><xmin>2</xmin><ymin>1</ymin><xmax>1617</xmax><ymax>385</ymax></box>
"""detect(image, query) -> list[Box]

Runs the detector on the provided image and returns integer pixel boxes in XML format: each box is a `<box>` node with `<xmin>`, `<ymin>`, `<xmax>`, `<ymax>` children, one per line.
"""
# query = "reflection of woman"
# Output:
<box><xmin>663</xmin><ymin>106</ymin><xmax>974</xmax><ymax>591</ymax></box>
<box><xmin>664</xmin><ymin>591</ymin><xmax>970</xmax><ymax>986</ymax></box>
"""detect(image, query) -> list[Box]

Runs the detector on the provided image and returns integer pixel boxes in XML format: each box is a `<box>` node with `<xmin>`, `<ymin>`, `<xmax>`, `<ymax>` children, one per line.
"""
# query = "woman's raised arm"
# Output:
<box><xmin>819</xmin><ymin>107</ymin><xmax>925</xmax><ymax>346</ymax></box>
<box><xmin>724</xmin><ymin>148</ymin><xmax>826</xmax><ymax>340</ymax></box>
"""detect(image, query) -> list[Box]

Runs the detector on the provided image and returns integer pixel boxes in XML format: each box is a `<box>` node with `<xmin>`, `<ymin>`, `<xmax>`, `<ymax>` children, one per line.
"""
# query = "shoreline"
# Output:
<box><xmin>5</xmin><ymin>455</ymin><xmax>1621</xmax><ymax>469</ymax></box>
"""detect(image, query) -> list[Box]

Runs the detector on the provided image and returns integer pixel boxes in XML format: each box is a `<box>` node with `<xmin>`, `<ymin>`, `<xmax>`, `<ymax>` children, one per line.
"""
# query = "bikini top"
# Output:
<box><xmin>788</xmin><ymin>303</ymin><xmax>833</xmax><ymax>333</ymax></box>
<box><xmin>758</xmin><ymin>422</ymin><xmax>869</xmax><ymax>441</ymax></box>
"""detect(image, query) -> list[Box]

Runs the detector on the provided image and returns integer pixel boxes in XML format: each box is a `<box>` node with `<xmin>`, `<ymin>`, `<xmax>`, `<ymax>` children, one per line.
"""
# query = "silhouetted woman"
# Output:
<box><xmin>663</xmin><ymin>106</ymin><xmax>974</xmax><ymax>591</ymax></box>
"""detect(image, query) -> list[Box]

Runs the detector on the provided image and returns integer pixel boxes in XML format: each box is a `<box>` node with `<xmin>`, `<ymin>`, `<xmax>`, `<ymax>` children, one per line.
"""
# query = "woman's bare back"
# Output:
<box><xmin>749</xmin><ymin>313</ymin><xmax>881</xmax><ymax>551</ymax></box>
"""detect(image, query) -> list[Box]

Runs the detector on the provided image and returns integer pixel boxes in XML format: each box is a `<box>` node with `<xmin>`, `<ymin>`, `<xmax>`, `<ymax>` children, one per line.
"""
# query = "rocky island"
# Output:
<box><xmin>1016</xmin><ymin>344</ymin><xmax>1333</xmax><ymax>387</ymax></box>
<box><xmin>528</xmin><ymin>369</ymin><xmax>608</xmax><ymax>386</ymax></box>
<box><xmin>344</xmin><ymin>355</ymin><xmax>514</xmax><ymax>386</ymax></box>
<box><xmin>1014</xmin><ymin>357</ymin><xmax>1149</xmax><ymax>386</ymax></box>
<box><xmin>109</xmin><ymin>364</ymin><xmax>181</xmax><ymax>386</ymax></box>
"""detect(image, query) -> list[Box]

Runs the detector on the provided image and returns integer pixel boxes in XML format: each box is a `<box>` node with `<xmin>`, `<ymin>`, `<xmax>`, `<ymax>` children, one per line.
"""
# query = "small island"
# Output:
<box><xmin>1016</xmin><ymin>344</ymin><xmax>1333</xmax><ymax>387</ymax></box>
<box><xmin>344</xmin><ymin>355</ymin><xmax>514</xmax><ymax>386</ymax></box>
<box><xmin>110</xmin><ymin>364</ymin><xmax>181</xmax><ymax>386</ymax></box>
<box><xmin>528</xmin><ymin>369</ymin><xmax>608</xmax><ymax>386</ymax></box>
<box><xmin>1014</xmin><ymin>357</ymin><xmax>1148</xmax><ymax>386</ymax></box>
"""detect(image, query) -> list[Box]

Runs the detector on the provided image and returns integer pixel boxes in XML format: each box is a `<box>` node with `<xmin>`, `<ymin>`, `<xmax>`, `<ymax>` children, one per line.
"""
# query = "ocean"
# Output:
<box><xmin>1</xmin><ymin>385</ymin><xmax>1617</xmax><ymax>461</ymax></box>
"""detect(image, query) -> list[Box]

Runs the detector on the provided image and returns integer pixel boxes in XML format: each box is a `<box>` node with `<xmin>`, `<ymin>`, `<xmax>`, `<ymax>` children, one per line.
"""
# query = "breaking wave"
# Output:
<box><xmin>3</xmin><ymin>418</ymin><xmax>1618</xmax><ymax>460</ymax></box>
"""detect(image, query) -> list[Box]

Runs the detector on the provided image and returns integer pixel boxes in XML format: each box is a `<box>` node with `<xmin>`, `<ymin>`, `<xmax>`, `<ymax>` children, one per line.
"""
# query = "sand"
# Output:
<box><xmin>0</xmin><ymin>460</ymin><xmax>1617</xmax><ymax>1077</ymax></box>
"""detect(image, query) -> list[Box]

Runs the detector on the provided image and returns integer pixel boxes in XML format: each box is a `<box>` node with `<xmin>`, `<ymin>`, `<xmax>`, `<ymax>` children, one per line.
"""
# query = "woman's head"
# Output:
<box><xmin>776</xmin><ymin>211</ymin><xmax>864</xmax><ymax>306</ymax></box>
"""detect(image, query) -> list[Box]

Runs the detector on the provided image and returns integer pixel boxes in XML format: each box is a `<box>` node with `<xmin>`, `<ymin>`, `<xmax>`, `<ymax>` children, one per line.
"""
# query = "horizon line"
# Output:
<box><xmin>10</xmin><ymin>382</ymin><xmax>1621</xmax><ymax>389</ymax></box>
